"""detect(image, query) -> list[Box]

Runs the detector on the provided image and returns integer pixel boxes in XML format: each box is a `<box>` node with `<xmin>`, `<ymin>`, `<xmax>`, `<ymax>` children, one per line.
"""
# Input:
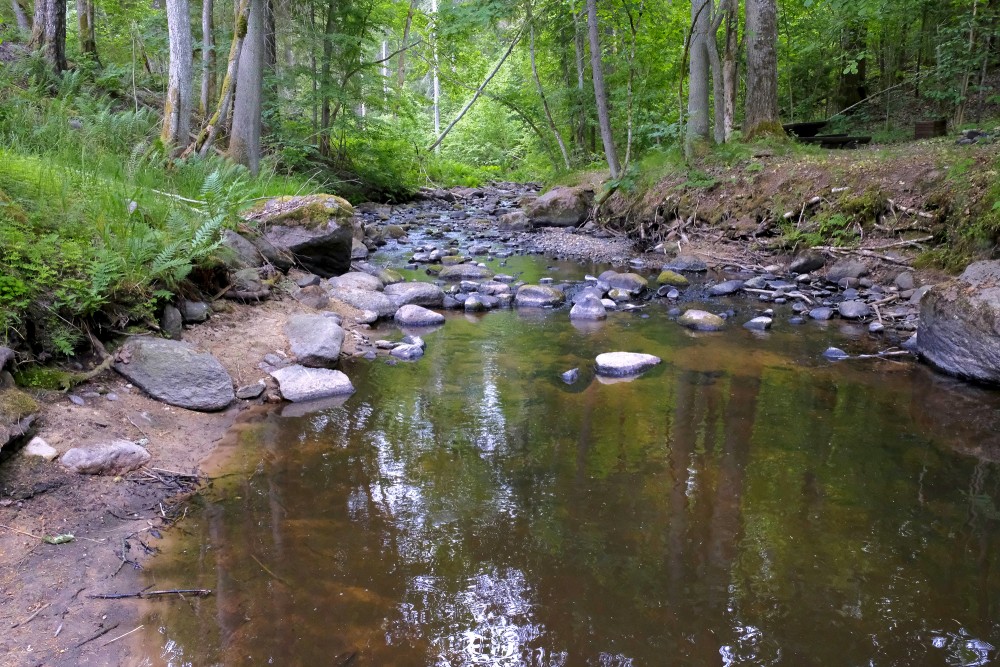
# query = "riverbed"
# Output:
<box><xmin>135</xmin><ymin>243</ymin><xmax>1000</xmax><ymax>666</ymax></box>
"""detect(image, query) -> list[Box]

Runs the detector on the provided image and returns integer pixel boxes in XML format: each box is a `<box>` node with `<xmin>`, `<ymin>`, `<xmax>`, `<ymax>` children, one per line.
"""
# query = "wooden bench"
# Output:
<box><xmin>783</xmin><ymin>121</ymin><xmax>829</xmax><ymax>138</ymax></box>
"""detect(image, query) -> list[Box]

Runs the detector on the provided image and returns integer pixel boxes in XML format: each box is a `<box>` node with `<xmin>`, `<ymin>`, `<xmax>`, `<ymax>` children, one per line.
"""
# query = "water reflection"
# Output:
<box><xmin>142</xmin><ymin>303</ymin><xmax>1000</xmax><ymax>667</ymax></box>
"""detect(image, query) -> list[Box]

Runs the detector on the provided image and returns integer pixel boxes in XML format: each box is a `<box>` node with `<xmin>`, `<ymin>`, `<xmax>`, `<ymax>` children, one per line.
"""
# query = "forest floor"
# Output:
<box><xmin>1</xmin><ymin>134</ymin><xmax>996</xmax><ymax>665</ymax></box>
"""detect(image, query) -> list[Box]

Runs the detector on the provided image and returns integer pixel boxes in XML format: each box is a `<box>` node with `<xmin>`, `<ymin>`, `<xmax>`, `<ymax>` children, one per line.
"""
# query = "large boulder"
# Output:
<box><xmin>61</xmin><ymin>440</ymin><xmax>151</xmax><ymax>475</ymax></box>
<box><xmin>270</xmin><ymin>365</ymin><xmax>356</xmax><ymax>402</ymax></box>
<box><xmin>438</xmin><ymin>264</ymin><xmax>494</xmax><ymax>282</ymax></box>
<box><xmin>918</xmin><ymin>261</ymin><xmax>1000</xmax><ymax>383</ymax></box>
<box><xmin>0</xmin><ymin>388</ymin><xmax>39</xmax><ymax>454</ymax></box>
<box><xmin>515</xmin><ymin>285</ymin><xmax>565</xmax><ymax>308</ymax></box>
<box><xmin>221</xmin><ymin>230</ymin><xmax>264</xmax><ymax>269</ymax></box>
<box><xmin>525</xmin><ymin>186</ymin><xmax>593</xmax><ymax>227</ymax></box>
<box><xmin>570</xmin><ymin>296</ymin><xmax>607</xmax><ymax>321</ymax></box>
<box><xmin>285</xmin><ymin>314</ymin><xmax>345</xmax><ymax>367</ymax></box>
<box><xmin>244</xmin><ymin>194</ymin><xmax>355</xmax><ymax>277</ymax></box>
<box><xmin>600</xmin><ymin>271</ymin><xmax>648</xmax><ymax>295</ymax></box>
<box><xmin>113</xmin><ymin>337</ymin><xmax>235</xmax><ymax>411</ymax></box>
<box><xmin>677</xmin><ymin>309</ymin><xmax>726</xmax><ymax>331</ymax></box>
<box><xmin>384</xmin><ymin>282</ymin><xmax>445</xmax><ymax>308</ymax></box>
<box><xmin>329</xmin><ymin>272</ymin><xmax>383</xmax><ymax>291</ymax></box>
<box><xmin>327</xmin><ymin>287</ymin><xmax>399</xmax><ymax>318</ymax></box>
<box><xmin>395</xmin><ymin>304</ymin><xmax>446</xmax><ymax>327</ymax></box>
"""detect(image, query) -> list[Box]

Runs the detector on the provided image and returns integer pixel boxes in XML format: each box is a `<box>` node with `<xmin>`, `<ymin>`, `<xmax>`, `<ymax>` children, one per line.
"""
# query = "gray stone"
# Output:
<box><xmin>285</xmin><ymin>314</ymin><xmax>345</xmax><ymax>367</ymax></box>
<box><xmin>868</xmin><ymin>322</ymin><xmax>885</xmax><ymax>334</ymax></box>
<box><xmin>328</xmin><ymin>287</ymin><xmax>399</xmax><ymax>318</ymax></box>
<box><xmin>221</xmin><ymin>229</ymin><xmax>264</xmax><ymax>269</ymax></box>
<box><xmin>384</xmin><ymin>282</ymin><xmax>445</xmax><ymax>308</ymax></box>
<box><xmin>390</xmin><ymin>344</ymin><xmax>425</xmax><ymax>361</ymax></box>
<box><xmin>351</xmin><ymin>238</ymin><xmax>369</xmax><ymax>259</ymax></box>
<box><xmin>572</xmin><ymin>287</ymin><xmax>605</xmax><ymax>304</ymax></box>
<box><xmin>236</xmin><ymin>381</ymin><xmax>266</xmax><ymax>400</ymax></box>
<box><xmin>293</xmin><ymin>272</ymin><xmax>321</xmax><ymax>288</ymax></box>
<box><xmin>595</xmin><ymin>352</ymin><xmax>662</xmax><ymax>377</ymax></box>
<box><xmin>910</xmin><ymin>285</ymin><xmax>933</xmax><ymax>304</ymax></box>
<box><xmin>291</xmin><ymin>285</ymin><xmax>330</xmax><ymax>310</ymax></box>
<box><xmin>561</xmin><ymin>368</ymin><xmax>579</xmax><ymax>384</ymax></box>
<box><xmin>270</xmin><ymin>365</ymin><xmax>356</xmax><ymax>402</ymax></box>
<box><xmin>918</xmin><ymin>261</ymin><xmax>1000</xmax><ymax>383</ymax></box>
<box><xmin>179</xmin><ymin>300</ymin><xmax>210</xmax><ymax>323</ymax></box>
<box><xmin>477</xmin><ymin>282</ymin><xmax>512</xmax><ymax>296</ymax></box>
<box><xmin>498</xmin><ymin>211</ymin><xmax>531</xmax><ymax>231</ymax></box>
<box><xmin>789</xmin><ymin>252</ymin><xmax>826</xmax><ymax>274</ymax></box>
<box><xmin>677</xmin><ymin>310</ymin><xmax>726</xmax><ymax>331</ymax></box>
<box><xmin>395</xmin><ymin>304</ymin><xmax>445</xmax><ymax>327</ymax></box>
<box><xmin>838</xmin><ymin>300</ymin><xmax>871</xmax><ymax>320</ymax></box>
<box><xmin>826</xmin><ymin>259</ymin><xmax>869</xmax><ymax>284</ymax></box>
<box><xmin>743</xmin><ymin>317</ymin><xmax>773</xmax><ymax>331</ymax></box>
<box><xmin>708</xmin><ymin>280</ymin><xmax>744</xmax><ymax>296</ymax></box>
<box><xmin>809</xmin><ymin>307</ymin><xmax>835</xmax><ymax>321</ymax></box>
<box><xmin>464</xmin><ymin>295</ymin><xmax>489</xmax><ymax>312</ymax></box>
<box><xmin>233</xmin><ymin>268</ymin><xmax>268</xmax><ymax>295</ymax></box>
<box><xmin>525</xmin><ymin>186</ymin><xmax>593</xmax><ymax>226</ymax></box>
<box><xmin>329</xmin><ymin>272</ymin><xmax>383</xmax><ymax>291</ymax></box>
<box><xmin>664</xmin><ymin>255</ymin><xmax>708</xmax><ymax>272</ymax></box>
<box><xmin>570</xmin><ymin>296</ymin><xmax>608</xmax><ymax>321</ymax></box>
<box><xmin>823</xmin><ymin>347</ymin><xmax>850</xmax><ymax>360</ymax></box>
<box><xmin>902</xmin><ymin>333</ymin><xmax>919</xmax><ymax>352</ymax></box>
<box><xmin>22</xmin><ymin>436</ymin><xmax>58</xmax><ymax>461</ymax></box>
<box><xmin>438</xmin><ymin>264</ymin><xmax>495</xmax><ymax>282</ymax></box>
<box><xmin>113</xmin><ymin>337</ymin><xmax>234</xmax><ymax>411</ymax></box>
<box><xmin>600</xmin><ymin>271</ymin><xmax>648</xmax><ymax>294</ymax></box>
<box><xmin>61</xmin><ymin>440</ymin><xmax>151</xmax><ymax>475</ymax></box>
<box><xmin>894</xmin><ymin>271</ymin><xmax>915</xmax><ymax>291</ymax></box>
<box><xmin>515</xmin><ymin>285</ymin><xmax>565</xmax><ymax>308</ymax></box>
<box><xmin>0</xmin><ymin>346</ymin><xmax>13</xmax><ymax>371</ymax></box>
<box><xmin>161</xmin><ymin>305</ymin><xmax>183</xmax><ymax>340</ymax></box>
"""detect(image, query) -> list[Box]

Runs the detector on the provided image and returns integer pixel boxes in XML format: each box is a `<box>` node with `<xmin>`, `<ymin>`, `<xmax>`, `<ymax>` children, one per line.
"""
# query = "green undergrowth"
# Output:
<box><xmin>0</xmin><ymin>64</ymin><xmax>312</xmax><ymax>357</ymax></box>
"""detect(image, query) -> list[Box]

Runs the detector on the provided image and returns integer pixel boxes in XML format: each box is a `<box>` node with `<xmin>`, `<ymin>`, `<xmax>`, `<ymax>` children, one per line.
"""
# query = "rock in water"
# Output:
<box><xmin>395</xmin><ymin>304</ymin><xmax>446</xmax><ymax>327</ymax></box>
<box><xmin>663</xmin><ymin>255</ymin><xmax>708</xmax><ymax>273</ymax></box>
<box><xmin>789</xmin><ymin>251</ymin><xmax>826</xmax><ymax>274</ymax></box>
<box><xmin>600</xmin><ymin>271</ymin><xmax>648</xmax><ymax>295</ymax></box>
<box><xmin>595</xmin><ymin>352</ymin><xmax>662</xmax><ymax>378</ymax></box>
<box><xmin>438</xmin><ymin>264</ymin><xmax>494</xmax><ymax>282</ymax></box>
<box><xmin>61</xmin><ymin>440</ymin><xmax>151</xmax><ymax>475</ymax></box>
<box><xmin>677</xmin><ymin>310</ymin><xmax>726</xmax><ymax>331</ymax></box>
<box><xmin>744</xmin><ymin>317</ymin><xmax>773</xmax><ymax>331</ymax></box>
<box><xmin>285</xmin><ymin>314</ymin><xmax>345</xmax><ymax>367</ymax></box>
<box><xmin>390</xmin><ymin>344</ymin><xmax>425</xmax><ymax>361</ymax></box>
<box><xmin>708</xmin><ymin>280</ymin><xmax>744</xmax><ymax>296</ymax></box>
<box><xmin>823</xmin><ymin>347</ymin><xmax>850</xmax><ymax>360</ymax></box>
<box><xmin>327</xmin><ymin>287</ymin><xmax>399</xmax><ymax>318</ymax></box>
<box><xmin>384</xmin><ymin>282</ymin><xmax>445</xmax><ymax>307</ymax></box>
<box><xmin>838</xmin><ymin>300</ymin><xmax>871</xmax><ymax>320</ymax></box>
<box><xmin>525</xmin><ymin>186</ymin><xmax>594</xmax><ymax>226</ymax></box>
<box><xmin>826</xmin><ymin>259</ymin><xmax>868</xmax><ymax>284</ymax></box>
<box><xmin>515</xmin><ymin>285</ymin><xmax>565</xmax><ymax>308</ymax></box>
<box><xmin>919</xmin><ymin>261</ymin><xmax>1000</xmax><ymax>383</ymax></box>
<box><xmin>113</xmin><ymin>337</ymin><xmax>234</xmax><ymax>411</ymax></box>
<box><xmin>570</xmin><ymin>296</ymin><xmax>607</xmax><ymax>321</ymax></box>
<box><xmin>656</xmin><ymin>270</ymin><xmax>689</xmax><ymax>287</ymax></box>
<box><xmin>561</xmin><ymin>368</ymin><xmax>579</xmax><ymax>384</ymax></box>
<box><xmin>270</xmin><ymin>365</ymin><xmax>355</xmax><ymax>402</ymax></box>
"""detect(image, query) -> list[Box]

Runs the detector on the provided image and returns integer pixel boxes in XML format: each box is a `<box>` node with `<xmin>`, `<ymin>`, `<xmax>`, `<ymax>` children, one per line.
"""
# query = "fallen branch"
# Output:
<box><xmin>887</xmin><ymin>199</ymin><xmax>935</xmax><ymax>220</ymax></box>
<box><xmin>102</xmin><ymin>625</ymin><xmax>144</xmax><ymax>647</ymax></box>
<box><xmin>251</xmin><ymin>554</ymin><xmax>291</xmax><ymax>587</ymax></box>
<box><xmin>11</xmin><ymin>603</ymin><xmax>49</xmax><ymax>628</ymax></box>
<box><xmin>75</xmin><ymin>622</ymin><xmax>120</xmax><ymax>649</ymax></box>
<box><xmin>743</xmin><ymin>288</ymin><xmax>814</xmax><ymax>305</ymax></box>
<box><xmin>812</xmin><ymin>246</ymin><xmax>914</xmax><ymax>267</ymax></box>
<box><xmin>88</xmin><ymin>588</ymin><xmax>212</xmax><ymax>600</ymax></box>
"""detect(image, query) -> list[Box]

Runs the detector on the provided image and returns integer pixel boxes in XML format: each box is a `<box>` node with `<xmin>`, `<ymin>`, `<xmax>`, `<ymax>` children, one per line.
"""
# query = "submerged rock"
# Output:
<box><xmin>594</xmin><ymin>352</ymin><xmax>662</xmax><ymax>377</ymax></box>
<box><xmin>561</xmin><ymin>368</ymin><xmax>579</xmax><ymax>384</ymax></box>
<box><xmin>677</xmin><ymin>310</ymin><xmax>726</xmax><ymax>331</ymax></box>
<box><xmin>113</xmin><ymin>337</ymin><xmax>234</xmax><ymax>411</ymax></box>
<box><xmin>270</xmin><ymin>365</ymin><xmax>355</xmax><ymax>402</ymax></box>
<box><xmin>390</xmin><ymin>344</ymin><xmax>425</xmax><ymax>361</ymax></box>
<box><xmin>61</xmin><ymin>440</ymin><xmax>151</xmax><ymax>475</ymax></box>
<box><xmin>918</xmin><ymin>261</ymin><xmax>1000</xmax><ymax>383</ymax></box>
<box><xmin>823</xmin><ymin>347</ymin><xmax>850</xmax><ymax>360</ymax></box>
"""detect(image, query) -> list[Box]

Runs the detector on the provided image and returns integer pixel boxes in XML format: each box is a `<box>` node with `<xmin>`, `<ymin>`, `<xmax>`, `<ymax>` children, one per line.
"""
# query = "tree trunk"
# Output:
<box><xmin>192</xmin><ymin>0</ymin><xmax>251</xmax><ymax>157</ymax></box>
<box><xmin>743</xmin><ymin>0</ymin><xmax>781</xmax><ymax>139</ymax></box>
<box><xmin>76</xmin><ymin>0</ymin><xmax>99</xmax><ymax>64</ymax></box>
<box><xmin>722</xmin><ymin>0</ymin><xmax>739</xmax><ymax>141</ymax></box>
<box><xmin>200</xmin><ymin>0</ymin><xmax>216</xmax><ymax>116</ymax></box>
<box><xmin>29</xmin><ymin>0</ymin><xmax>67</xmax><ymax>75</ymax></box>
<box><xmin>431</xmin><ymin>0</ymin><xmax>441</xmax><ymax>150</ymax></box>
<box><xmin>687</xmin><ymin>0</ymin><xmax>711</xmax><ymax>154</ymax></box>
<box><xmin>572</xmin><ymin>1</ymin><xmax>588</xmax><ymax>152</ymax></box>
<box><xmin>586</xmin><ymin>0</ymin><xmax>620</xmax><ymax>178</ymax></box>
<box><xmin>318</xmin><ymin>0</ymin><xmax>336</xmax><ymax>158</ymax></box>
<box><xmin>834</xmin><ymin>25</ymin><xmax>868</xmax><ymax>112</ymax></box>
<box><xmin>229</xmin><ymin>0</ymin><xmax>266</xmax><ymax>174</ymax></box>
<box><xmin>529</xmin><ymin>18</ymin><xmax>571</xmax><ymax>170</ymax></box>
<box><xmin>162</xmin><ymin>0</ymin><xmax>193</xmax><ymax>151</ymax></box>
<box><xmin>396</xmin><ymin>0</ymin><xmax>416</xmax><ymax>88</ymax></box>
<box><xmin>11</xmin><ymin>0</ymin><xmax>30</xmax><ymax>33</ymax></box>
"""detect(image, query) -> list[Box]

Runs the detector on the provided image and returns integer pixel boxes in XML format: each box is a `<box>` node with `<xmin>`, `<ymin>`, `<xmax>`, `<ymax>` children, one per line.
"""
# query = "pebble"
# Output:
<box><xmin>744</xmin><ymin>317</ymin><xmax>773</xmax><ymax>331</ymax></box>
<box><xmin>561</xmin><ymin>368</ymin><xmax>579</xmax><ymax>384</ymax></box>
<box><xmin>823</xmin><ymin>347</ymin><xmax>850</xmax><ymax>360</ymax></box>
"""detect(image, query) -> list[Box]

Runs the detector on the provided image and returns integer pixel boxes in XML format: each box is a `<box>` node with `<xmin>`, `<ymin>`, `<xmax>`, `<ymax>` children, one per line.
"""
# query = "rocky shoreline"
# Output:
<box><xmin>0</xmin><ymin>180</ymin><xmax>997</xmax><ymax>665</ymax></box>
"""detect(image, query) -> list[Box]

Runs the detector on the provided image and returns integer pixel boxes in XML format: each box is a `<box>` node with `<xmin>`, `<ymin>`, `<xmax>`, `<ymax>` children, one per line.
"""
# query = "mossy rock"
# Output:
<box><xmin>657</xmin><ymin>270</ymin><xmax>690</xmax><ymax>287</ymax></box>
<box><xmin>0</xmin><ymin>387</ymin><xmax>38</xmax><ymax>422</ymax></box>
<box><xmin>244</xmin><ymin>194</ymin><xmax>354</xmax><ymax>230</ymax></box>
<box><xmin>13</xmin><ymin>366</ymin><xmax>78</xmax><ymax>390</ymax></box>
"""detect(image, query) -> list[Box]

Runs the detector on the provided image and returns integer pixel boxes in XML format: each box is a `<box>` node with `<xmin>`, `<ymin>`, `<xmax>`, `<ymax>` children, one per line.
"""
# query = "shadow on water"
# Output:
<box><xmin>141</xmin><ymin>285</ymin><xmax>1000</xmax><ymax>667</ymax></box>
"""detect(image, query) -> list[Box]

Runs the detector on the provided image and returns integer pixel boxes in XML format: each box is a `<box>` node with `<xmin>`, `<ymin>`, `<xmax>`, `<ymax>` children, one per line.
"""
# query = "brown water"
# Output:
<box><xmin>140</xmin><ymin>273</ymin><xmax>1000</xmax><ymax>667</ymax></box>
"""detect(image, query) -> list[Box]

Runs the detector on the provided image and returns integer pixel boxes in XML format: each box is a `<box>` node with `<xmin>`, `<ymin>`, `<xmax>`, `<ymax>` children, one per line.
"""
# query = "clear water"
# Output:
<box><xmin>140</xmin><ymin>261</ymin><xmax>1000</xmax><ymax>667</ymax></box>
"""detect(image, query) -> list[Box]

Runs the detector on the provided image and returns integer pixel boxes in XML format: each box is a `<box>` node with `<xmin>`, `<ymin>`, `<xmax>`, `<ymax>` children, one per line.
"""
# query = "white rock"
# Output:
<box><xmin>270</xmin><ymin>365</ymin><xmax>355</xmax><ymax>402</ymax></box>
<box><xmin>595</xmin><ymin>352</ymin><xmax>662</xmax><ymax>378</ymax></box>
<box><xmin>22</xmin><ymin>437</ymin><xmax>58</xmax><ymax>461</ymax></box>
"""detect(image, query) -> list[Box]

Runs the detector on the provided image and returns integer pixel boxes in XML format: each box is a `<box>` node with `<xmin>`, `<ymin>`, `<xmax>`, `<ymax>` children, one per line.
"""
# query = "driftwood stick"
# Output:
<box><xmin>88</xmin><ymin>589</ymin><xmax>212</xmax><ymax>600</ymax></box>
<box><xmin>743</xmin><ymin>288</ymin><xmax>814</xmax><ymax>305</ymax></box>
<box><xmin>251</xmin><ymin>554</ymin><xmax>291</xmax><ymax>587</ymax></box>
<box><xmin>11</xmin><ymin>603</ymin><xmax>49</xmax><ymax>628</ymax></box>
<box><xmin>75</xmin><ymin>622</ymin><xmax>120</xmax><ymax>649</ymax></box>
<box><xmin>102</xmin><ymin>625</ymin><xmax>144</xmax><ymax>647</ymax></box>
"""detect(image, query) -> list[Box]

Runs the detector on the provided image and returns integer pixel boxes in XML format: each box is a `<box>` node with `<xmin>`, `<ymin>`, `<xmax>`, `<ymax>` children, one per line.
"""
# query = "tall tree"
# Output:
<box><xmin>743</xmin><ymin>0</ymin><xmax>781</xmax><ymax>138</ymax></box>
<box><xmin>686</xmin><ymin>0</ymin><xmax>711</xmax><ymax>154</ymax></box>
<box><xmin>10</xmin><ymin>0</ymin><xmax>30</xmax><ymax>32</ymax></box>
<box><xmin>76</xmin><ymin>0</ymin><xmax>99</xmax><ymax>64</ymax></box>
<box><xmin>720</xmin><ymin>0</ymin><xmax>739</xmax><ymax>141</ymax></box>
<box><xmin>229</xmin><ymin>0</ymin><xmax>266</xmax><ymax>174</ymax></box>
<box><xmin>397</xmin><ymin>0</ymin><xmax>416</xmax><ymax>88</ymax></box>
<box><xmin>162</xmin><ymin>0</ymin><xmax>193</xmax><ymax>150</ymax></box>
<box><xmin>586</xmin><ymin>0</ymin><xmax>620</xmax><ymax>178</ymax></box>
<box><xmin>29</xmin><ymin>0</ymin><xmax>67</xmax><ymax>75</ymax></box>
<box><xmin>200</xmin><ymin>0</ymin><xmax>216</xmax><ymax>116</ymax></box>
<box><xmin>528</xmin><ymin>6</ymin><xmax>571</xmax><ymax>170</ymax></box>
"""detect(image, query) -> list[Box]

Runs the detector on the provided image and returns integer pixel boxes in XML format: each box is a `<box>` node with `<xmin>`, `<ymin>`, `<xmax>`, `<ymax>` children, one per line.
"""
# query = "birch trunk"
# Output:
<box><xmin>229</xmin><ymin>0</ymin><xmax>266</xmax><ymax>174</ymax></box>
<box><xmin>396</xmin><ymin>0</ymin><xmax>416</xmax><ymax>88</ymax></box>
<box><xmin>162</xmin><ymin>0</ymin><xmax>193</xmax><ymax>150</ymax></box>
<box><xmin>586</xmin><ymin>0</ymin><xmax>620</xmax><ymax>178</ymax></box>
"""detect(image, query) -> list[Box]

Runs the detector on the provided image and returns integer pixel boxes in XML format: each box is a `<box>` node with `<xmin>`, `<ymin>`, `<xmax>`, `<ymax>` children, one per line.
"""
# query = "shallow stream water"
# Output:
<box><xmin>139</xmin><ymin>252</ymin><xmax>1000</xmax><ymax>667</ymax></box>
